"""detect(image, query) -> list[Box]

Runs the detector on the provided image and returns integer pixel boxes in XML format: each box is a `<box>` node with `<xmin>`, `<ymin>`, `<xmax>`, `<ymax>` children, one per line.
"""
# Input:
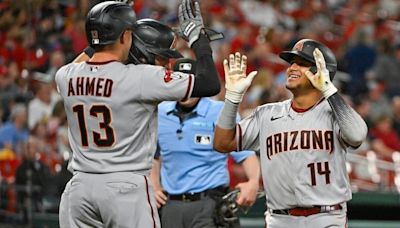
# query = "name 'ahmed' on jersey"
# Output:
<box><xmin>266</xmin><ymin>130</ymin><xmax>334</xmax><ymax>159</ymax></box>
<box><xmin>68</xmin><ymin>76</ymin><xmax>113</xmax><ymax>97</ymax></box>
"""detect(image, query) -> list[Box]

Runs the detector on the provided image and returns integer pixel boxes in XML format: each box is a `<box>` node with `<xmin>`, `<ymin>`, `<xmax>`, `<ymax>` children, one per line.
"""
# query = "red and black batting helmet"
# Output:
<box><xmin>279</xmin><ymin>39</ymin><xmax>337</xmax><ymax>79</ymax></box>
<box><xmin>128</xmin><ymin>19</ymin><xmax>183</xmax><ymax>64</ymax></box>
<box><xmin>85</xmin><ymin>1</ymin><xmax>136</xmax><ymax>47</ymax></box>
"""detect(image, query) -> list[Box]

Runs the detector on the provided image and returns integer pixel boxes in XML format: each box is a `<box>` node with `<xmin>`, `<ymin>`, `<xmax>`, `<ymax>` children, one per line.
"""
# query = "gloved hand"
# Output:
<box><xmin>178</xmin><ymin>0</ymin><xmax>204</xmax><ymax>47</ymax></box>
<box><xmin>224</xmin><ymin>52</ymin><xmax>257</xmax><ymax>103</ymax></box>
<box><xmin>305</xmin><ymin>48</ymin><xmax>338</xmax><ymax>98</ymax></box>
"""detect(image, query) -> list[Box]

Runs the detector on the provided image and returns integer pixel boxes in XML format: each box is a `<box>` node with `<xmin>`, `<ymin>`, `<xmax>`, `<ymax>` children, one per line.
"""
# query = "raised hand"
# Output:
<box><xmin>305</xmin><ymin>48</ymin><xmax>338</xmax><ymax>98</ymax></box>
<box><xmin>178</xmin><ymin>0</ymin><xmax>204</xmax><ymax>47</ymax></box>
<box><xmin>224</xmin><ymin>52</ymin><xmax>257</xmax><ymax>103</ymax></box>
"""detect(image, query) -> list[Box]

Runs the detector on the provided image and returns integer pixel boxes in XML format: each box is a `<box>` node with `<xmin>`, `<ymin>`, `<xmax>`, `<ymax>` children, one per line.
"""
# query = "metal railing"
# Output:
<box><xmin>346</xmin><ymin>151</ymin><xmax>400</xmax><ymax>193</ymax></box>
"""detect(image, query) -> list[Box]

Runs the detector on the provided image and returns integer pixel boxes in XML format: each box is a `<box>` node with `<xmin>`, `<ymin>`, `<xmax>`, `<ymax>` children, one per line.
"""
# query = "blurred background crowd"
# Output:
<box><xmin>0</xmin><ymin>0</ymin><xmax>399</xmax><ymax>225</ymax></box>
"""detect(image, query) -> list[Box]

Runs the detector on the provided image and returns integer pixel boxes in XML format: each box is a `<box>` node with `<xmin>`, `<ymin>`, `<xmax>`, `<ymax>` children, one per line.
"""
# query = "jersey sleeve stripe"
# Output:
<box><xmin>236</xmin><ymin>124</ymin><xmax>242</xmax><ymax>151</ymax></box>
<box><xmin>182</xmin><ymin>74</ymin><xmax>194</xmax><ymax>100</ymax></box>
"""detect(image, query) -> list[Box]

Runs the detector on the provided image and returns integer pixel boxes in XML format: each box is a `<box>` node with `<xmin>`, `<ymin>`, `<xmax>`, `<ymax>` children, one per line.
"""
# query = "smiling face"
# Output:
<box><xmin>285</xmin><ymin>56</ymin><xmax>316</xmax><ymax>93</ymax></box>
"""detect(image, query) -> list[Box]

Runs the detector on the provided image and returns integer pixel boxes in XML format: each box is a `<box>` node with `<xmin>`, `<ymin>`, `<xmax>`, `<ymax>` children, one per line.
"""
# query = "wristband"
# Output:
<box><xmin>217</xmin><ymin>99</ymin><xmax>239</xmax><ymax>129</ymax></box>
<box><xmin>225</xmin><ymin>90</ymin><xmax>244</xmax><ymax>104</ymax></box>
<box><xmin>321</xmin><ymin>83</ymin><xmax>338</xmax><ymax>98</ymax></box>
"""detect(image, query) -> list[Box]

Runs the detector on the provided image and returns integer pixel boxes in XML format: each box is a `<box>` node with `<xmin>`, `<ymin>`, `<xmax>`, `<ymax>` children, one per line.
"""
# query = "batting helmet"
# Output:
<box><xmin>89</xmin><ymin>0</ymin><xmax>134</xmax><ymax>9</ymax></box>
<box><xmin>85</xmin><ymin>1</ymin><xmax>136</xmax><ymax>47</ymax></box>
<box><xmin>279</xmin><ymin>39</ymin><xmax>337</xmax><ymax>79</ymax></box>
<box><xmin>128</xmin><ymin>19</ymin><xmax>183</xmax><ymax>64</ymax></box>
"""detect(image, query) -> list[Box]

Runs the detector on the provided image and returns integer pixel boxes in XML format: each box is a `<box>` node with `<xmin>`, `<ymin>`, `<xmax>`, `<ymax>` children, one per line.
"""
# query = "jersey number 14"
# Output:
<box><xmin>307</xmin><ymin>161</ymin><xmax>331</xmax><ymax>186</ymax></box>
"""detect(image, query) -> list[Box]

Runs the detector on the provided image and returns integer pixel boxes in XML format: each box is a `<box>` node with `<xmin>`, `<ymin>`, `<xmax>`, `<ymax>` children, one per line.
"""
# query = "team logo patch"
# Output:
<box><xmin>164</xmin><ymin>70</ymin><xmax>186</xmax><ymax>83</ymax></box>
<box><xmin>195</xmin><ymin>134</ymin><xmax>212</xmax><ymax>145</ymax></box>
<box><xmin>293</xmin><ymin>41</ymin><xmax>304</xmax><ymax>51</ymax></box>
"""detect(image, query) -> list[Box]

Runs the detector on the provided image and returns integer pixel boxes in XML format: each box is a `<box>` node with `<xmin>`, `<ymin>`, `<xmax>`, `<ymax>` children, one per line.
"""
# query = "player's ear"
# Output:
<box><xmin>120</xmin><ymin>30</ymin><xmax>131</xmax><ymax>44</ymax></box>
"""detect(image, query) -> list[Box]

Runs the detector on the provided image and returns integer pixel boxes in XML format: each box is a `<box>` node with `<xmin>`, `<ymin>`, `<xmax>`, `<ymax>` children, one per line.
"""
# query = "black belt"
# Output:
<box><xmin>271</xmin><ymin>204</ymin><xmax>342</xmax><ymax>217</ymax></box>
<box><xmin>167</xmin><ymin>186</ymin><xmax>228</xmax><ymax>202</ymax></box>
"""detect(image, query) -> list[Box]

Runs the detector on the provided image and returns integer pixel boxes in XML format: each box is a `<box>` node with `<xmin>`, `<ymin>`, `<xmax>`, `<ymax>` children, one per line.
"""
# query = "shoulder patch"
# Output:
<box><xmin>164</xmin><ymin>69</ymin><xmax>172</xmax><ymax>82</ymax></box>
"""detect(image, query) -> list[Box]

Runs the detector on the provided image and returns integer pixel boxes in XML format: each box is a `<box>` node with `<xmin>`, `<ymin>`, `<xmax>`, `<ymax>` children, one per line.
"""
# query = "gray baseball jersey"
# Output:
<box><xmin>55</xmin><ymin>61</ymin><xmax>194</xmax><ymax>173</ymax></box>
<box><xmin>237</xmin><ymin>99</ymin><xmax>351</xmax><ymax>210</ymax></box>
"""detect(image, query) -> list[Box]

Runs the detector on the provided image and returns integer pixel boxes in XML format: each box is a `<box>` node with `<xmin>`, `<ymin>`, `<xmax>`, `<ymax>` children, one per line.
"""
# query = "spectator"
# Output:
<box><xmin>15</xmin><ymin>136</ymin><xmax>52</xmax><ymax>222</ymax></box>
<box><xmin>30</xmin><ymin>119</ymin><xmax>59</xmax><ymax>173</ymax></box>
<box><xmin>353</xmin><ymin>96</ymin><xmax>372</xmax><ymax>128</ymax></box>
<box><xmin>47</xmin><ymin>100</ymin><xmax>69</xmax><ymax>157</ymax></box>
<box><xmin>371</xmin><ymin>40</ymin><xmax>400</xmax><ymax>98</ymax></box>
<box><xmin>0</xmin><ymin>65</ymin><xmax>20</xmax><ymax>122</ymax></box>
<box><xmin>46</xmin><ymin>50</ymin><xmax>66</xmax><ymax>79</ymax></box>
<box><xmin>343</xmin><ymin>29</ymin><xmax>376</xmax><ymax>97</ymax></box>
<box><xmin>366</xmin><ymin>81</ymin><xmax>393</xmax><ymax>123</ymax></box>
<box><xmin>369</xmin><ymin>115</ymin><xmax>400</xmax><ymax>161</ymax></box>
<box><xmin>62</xmin><ymin>15</ymin><xmax>87</xmax><ymax>55</ymax></box>
<box><xmin>28</xmin><ymin>80</ymin><xmax>59</xmax><ymax>130</ymax></box>
<box><xmin>0</xmin><ymin>104</ymin><xmax>29</xmax><ymax>155</ymax></box>
<box><xmin>392</xmin><ymin>96</ymin><xmax>400</xmax><ymax>136</ymax></box>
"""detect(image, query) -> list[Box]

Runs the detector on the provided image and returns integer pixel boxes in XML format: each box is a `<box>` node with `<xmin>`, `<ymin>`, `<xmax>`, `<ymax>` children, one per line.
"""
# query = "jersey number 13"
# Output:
<box><xmin>73</xmin><ymin>104</ymin><xmax>115</xmax><ymax>147</ymax></box>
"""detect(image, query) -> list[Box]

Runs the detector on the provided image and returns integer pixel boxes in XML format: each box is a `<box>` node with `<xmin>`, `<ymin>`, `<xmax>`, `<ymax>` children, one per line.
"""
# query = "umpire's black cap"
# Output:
<box><xmin>173</xmin><ymin>58</ymin><xmax>197</xmax><ymax>74</ymax></box>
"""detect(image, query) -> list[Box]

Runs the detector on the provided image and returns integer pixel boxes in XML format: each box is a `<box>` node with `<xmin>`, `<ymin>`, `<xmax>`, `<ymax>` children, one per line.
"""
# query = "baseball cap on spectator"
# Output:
<box><xmin>32</xmin><ymin>71</ymin><xmax>52</xmax><ymax>83</ymax></box>
<box><xmin>173</xmin><ymin>58</ymin><xmax>196</xmax><ymax>74</ymax></box>
<box><xmin>10</xmin><ymin>104</ymin><xmax>26</xmax><ymax>120</ymax></box>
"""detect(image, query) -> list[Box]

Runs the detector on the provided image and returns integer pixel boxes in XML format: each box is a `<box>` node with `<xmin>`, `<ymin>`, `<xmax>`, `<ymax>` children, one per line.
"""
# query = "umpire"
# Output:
<box><xmin>150</xmin><ymin>58</ymin><xmax>260</xmax><ymax>228</ymax></box>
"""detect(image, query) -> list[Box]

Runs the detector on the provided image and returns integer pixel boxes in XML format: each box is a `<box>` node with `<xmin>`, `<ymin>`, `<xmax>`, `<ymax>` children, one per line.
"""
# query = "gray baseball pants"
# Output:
<box><xmin>59</xmin><ymin>171</ymin><xmax>160</xmax><ymax>228</ymax></box>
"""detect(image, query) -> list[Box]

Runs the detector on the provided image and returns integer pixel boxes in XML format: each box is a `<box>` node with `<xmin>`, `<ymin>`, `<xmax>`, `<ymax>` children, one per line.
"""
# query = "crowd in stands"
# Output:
<box><xmin>0</xmin><ymin>0</ymin><xmax>399</xmax><ymax>222</ymax></box>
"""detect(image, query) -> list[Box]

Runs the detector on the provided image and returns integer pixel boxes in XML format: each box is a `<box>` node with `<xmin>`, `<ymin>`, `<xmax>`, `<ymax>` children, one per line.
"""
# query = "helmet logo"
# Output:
<box><xmin>91</xmin><ymin>30</ymin><xmax>100</xmax><ymax>44</ymax></box>
<box><xmin>179</xmin><ymin>63</ymin><xmax>192</xmax><ymax>71</ymax></box>
<box><xmin>293</xmin><ymin>41</ymin><xmax>304</xmax><ymax>51</ymax></box>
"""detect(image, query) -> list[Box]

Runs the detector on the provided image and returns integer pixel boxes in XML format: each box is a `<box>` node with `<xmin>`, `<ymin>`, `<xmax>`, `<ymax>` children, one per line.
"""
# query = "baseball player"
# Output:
<box><xmin>128</xmin><ymin>18</ymin><xmax>183</xmax><ymax>66</ymax></box>
<box><xmin>214</xmin><ymin>39</ymin><xmax>368</xmax><ymax>228</ymax></box>
<box><xmin>150</xmin><ymin>58</ymin><xmax>260</xmax><ymax>228</ymax></box>
<box><xmin>56</xmin><ymin>1</ymin><xmax>220</xmax><ymax>227</ymax></box>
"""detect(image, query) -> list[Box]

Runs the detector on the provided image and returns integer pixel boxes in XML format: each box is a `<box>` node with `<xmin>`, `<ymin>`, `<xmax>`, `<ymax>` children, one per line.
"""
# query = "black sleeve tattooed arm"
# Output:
<box><xmin>327</xmin><ymin>93</ymin><xmax>368</xmax><ymax>148</ymax></box>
